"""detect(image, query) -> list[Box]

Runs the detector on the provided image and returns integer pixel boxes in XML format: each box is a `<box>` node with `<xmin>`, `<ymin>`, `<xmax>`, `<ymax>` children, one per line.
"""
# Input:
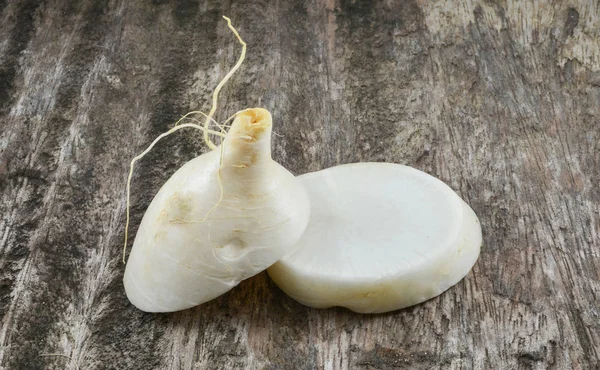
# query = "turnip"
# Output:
<box><xmin>267</xmin><ymin>163</ymin><xmax>482</xmax><ymax>314</ymax></box>
<box><xmin>122</xmin><ymin>18</ymin><xmax>310</xmax><ymax>312</ymax></box>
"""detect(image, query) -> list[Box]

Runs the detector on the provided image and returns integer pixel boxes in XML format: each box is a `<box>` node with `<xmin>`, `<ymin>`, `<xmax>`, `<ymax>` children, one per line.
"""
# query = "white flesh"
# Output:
<box><xmin>124</xmin><ymin>109</ymin><xmax>310</xmax><ymax>312</ymax></box>
<box><xmin>268</xmin><ymin>163</ymin><xmax>482</xmax><ymax>313</ymax></box>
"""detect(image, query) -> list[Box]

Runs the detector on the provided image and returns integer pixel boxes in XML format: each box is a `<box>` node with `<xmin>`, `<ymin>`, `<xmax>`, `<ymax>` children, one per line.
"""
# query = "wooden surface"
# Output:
<box><xmin>1</xmin><ymin>0</ymin><xmax>599</xmax><ymax>369</ymax></box>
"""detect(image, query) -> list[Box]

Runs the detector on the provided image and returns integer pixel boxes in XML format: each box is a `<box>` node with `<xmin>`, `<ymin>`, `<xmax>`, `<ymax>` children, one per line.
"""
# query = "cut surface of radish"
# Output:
<box><xmin>267</xmin><ymin>163</ymin><xmax>482</xmax><ymax>313</ymax></box>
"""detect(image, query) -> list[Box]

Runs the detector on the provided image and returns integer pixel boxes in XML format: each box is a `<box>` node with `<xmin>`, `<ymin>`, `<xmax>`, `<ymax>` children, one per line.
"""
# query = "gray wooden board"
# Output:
<box><xmin>0</xmin><ymin>0</ymin><xmax>599</xmax><ymax>369</ymax></box>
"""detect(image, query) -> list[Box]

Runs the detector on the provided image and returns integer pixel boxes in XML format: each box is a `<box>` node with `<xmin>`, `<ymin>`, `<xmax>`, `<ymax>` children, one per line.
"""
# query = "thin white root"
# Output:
<box><xmin>123</xmin><ymin>17</ymin><xmax>248</xmax><ymax>264</ymax></box>
<box><xmin>123</xmin><ymin>123</ymin><xmax>226</xmax><ymax>263</ymax></box>
<box><xmin>181</xmin><ymin>116</ymin><xmax>232</xmax><ymax>133</ymax></box>
<box><xmin>193</xmin><ymin>144</ymin><xmax>227</xmax><ymax>226</ymax></box>
<box><xmin>203</xmin><ymin>16</ymin><xmax>247</xmax><ymax>150</ymax></box>
<box><xmin>174</xmin><ymin>110</ymin><xmax>229</xmax><ymax>134</ymax></box>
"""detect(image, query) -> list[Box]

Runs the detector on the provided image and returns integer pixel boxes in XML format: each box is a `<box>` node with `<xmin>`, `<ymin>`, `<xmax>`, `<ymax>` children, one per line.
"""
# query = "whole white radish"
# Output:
<box><xmin>124</xmin><ymin>108</ymin><xmax>310</xmax><ymax>312</ymax></box>
<box><xmin>268</xmin><ymin>163</ymin><xmax>482</xmax><ymax>314</ymax></box>
<box><xmin>122</xmin><ymin>17</ymin><xmax>310</xmax><ymax>312</ymax></box>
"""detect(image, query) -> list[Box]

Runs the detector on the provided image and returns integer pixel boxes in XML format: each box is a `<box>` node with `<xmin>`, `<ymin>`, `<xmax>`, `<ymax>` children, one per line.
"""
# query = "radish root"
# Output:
<box><xmin>123</xmin><ymin>16</ymin><xmax>248</xmax><ymax>263</ymax></box>
<box><xmin>203</xmin><ymin>16</ymin><xmax>247</xmax><ymax>150</ymax></box>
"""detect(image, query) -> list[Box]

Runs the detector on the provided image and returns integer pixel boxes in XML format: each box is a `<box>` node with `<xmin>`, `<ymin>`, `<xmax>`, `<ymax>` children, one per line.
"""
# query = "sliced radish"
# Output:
<box><xmin>267</xmin><ymin>163</ymin><xmax>482</xmax><ymax>313</ymax></box>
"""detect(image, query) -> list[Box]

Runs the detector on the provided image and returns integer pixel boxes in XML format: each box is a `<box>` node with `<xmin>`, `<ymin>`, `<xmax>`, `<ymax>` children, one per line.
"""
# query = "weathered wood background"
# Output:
<box><xmin>1</xmin><ymin>0</ymin><xmax>599</xmax><ymax>369</ymax></box>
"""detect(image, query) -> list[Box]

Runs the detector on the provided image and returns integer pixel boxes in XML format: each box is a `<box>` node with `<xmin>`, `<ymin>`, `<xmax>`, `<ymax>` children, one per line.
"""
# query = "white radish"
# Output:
<box><xmin>267</xmin><ymin>163</ymin><xmax>482</xmax><ymax>314</ymax></box>
<box><xmin>122</xmin><ymin>17</ymin><xmax>310</xmax><ymax>312</ymax></box>
<box><xmin>124</xmin><ymin>108</ymin><xmax>310</xmax><ymax>312</ymax></box>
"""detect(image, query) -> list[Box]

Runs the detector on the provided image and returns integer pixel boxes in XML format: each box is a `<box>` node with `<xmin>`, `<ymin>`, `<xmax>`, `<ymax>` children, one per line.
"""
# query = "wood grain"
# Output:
<box><xmin>1</xmin><ymin>0</ymin><xmax>599</xmax><ymax>369</ymax></box>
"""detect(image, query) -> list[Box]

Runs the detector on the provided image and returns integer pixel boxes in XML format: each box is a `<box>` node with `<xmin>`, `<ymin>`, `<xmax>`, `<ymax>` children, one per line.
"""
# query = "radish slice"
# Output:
<box><xmin>267</xmin><ymin>163</ymin><xmax>482</xmax><ymax>313</ymax></box>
